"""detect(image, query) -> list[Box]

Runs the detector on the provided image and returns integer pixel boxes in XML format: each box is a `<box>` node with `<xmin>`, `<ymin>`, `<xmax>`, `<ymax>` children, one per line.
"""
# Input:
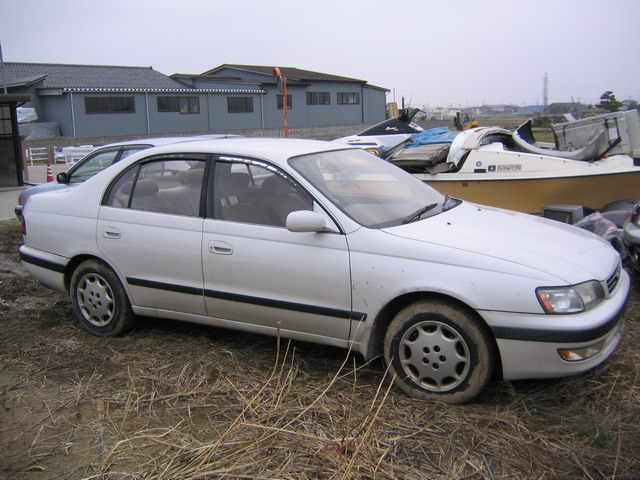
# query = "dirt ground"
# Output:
<box><xmin>1</xmin><ymin>218</ymin><xmax>639</xmax><ymax>480</ymax></box>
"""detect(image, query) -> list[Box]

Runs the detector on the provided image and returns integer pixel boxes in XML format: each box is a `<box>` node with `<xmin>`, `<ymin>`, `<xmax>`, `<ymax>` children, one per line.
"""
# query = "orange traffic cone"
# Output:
<box><xmin>46</xmin><ymin>163</ymin><xmax>54</xmax><ymax>182</ymax></box>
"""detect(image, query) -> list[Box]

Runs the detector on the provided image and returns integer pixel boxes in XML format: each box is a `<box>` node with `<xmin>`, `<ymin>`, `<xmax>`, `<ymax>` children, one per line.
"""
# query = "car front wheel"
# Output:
<box><xmin>70</xmin><ymin>260</ymin><xmax>136</xmax><ymax>336</ymax></box>
<box><xmin>384</xmin><ymin>299</ymin><xmax>495</xmax><ymax>404</ymax></box>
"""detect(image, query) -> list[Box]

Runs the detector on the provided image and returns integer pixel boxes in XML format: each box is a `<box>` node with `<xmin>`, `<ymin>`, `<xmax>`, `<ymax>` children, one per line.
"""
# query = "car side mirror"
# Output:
<box><xmin>56</xmin><ymin>172</ymin><xmax>69</xmax><ymax>183</ymax></box>
<box><xmin>286</xmin><ymin>210</ymin><xmax>326</xmax><ymax>232</ymax></box>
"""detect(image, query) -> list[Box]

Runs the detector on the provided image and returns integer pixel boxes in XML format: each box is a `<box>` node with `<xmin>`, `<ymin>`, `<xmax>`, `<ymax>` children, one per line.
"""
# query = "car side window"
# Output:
<box><xmin>105</xmin><ymin>159</ymin><xmax>206</xmax><ymax>216</ymax></box>
<box><xmin>119</xmin><ymin>147</ymin><xmax>147</xmax><ymax>160</ymax></box>
<box><xmin>68</xmin><ymin>150</ymin><xmax>120</xmax><ymax>183</ymax></box>
<box><xmin>212</xmin><ymin>161</ymin><xmax>312</xmax><ymax>227</ymax></box>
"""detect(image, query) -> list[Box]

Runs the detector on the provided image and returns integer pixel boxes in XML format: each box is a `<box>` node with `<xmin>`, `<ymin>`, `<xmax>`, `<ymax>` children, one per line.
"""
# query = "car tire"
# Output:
<box><xmin>384</xmin><ymin>299</ymin><xmax>495</xmax><ymax>404</ymax></box>
<box><xmin>70</xmin><ymin>260</ymin><xmax>137</xmax><ymax>336</ymax></box>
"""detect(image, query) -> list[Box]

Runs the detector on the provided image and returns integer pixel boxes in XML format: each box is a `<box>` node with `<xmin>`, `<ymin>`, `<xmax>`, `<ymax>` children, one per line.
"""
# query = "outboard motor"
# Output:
<box><xmin>623</xmin><ymin>202</ymin><xmax>640</xmax><ymax>271</ymax></box>
<box><xmin>572</xmin><ymin>200</ymin><xmax>635</xmax><ymax>259</ymax></box>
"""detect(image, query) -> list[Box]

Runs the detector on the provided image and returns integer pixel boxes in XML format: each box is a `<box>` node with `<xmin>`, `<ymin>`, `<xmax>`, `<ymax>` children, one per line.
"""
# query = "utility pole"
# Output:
<box><xmin>272</xmin><ymin>67</ymin><xmax>288</xmax><ymax>137</ymax></box>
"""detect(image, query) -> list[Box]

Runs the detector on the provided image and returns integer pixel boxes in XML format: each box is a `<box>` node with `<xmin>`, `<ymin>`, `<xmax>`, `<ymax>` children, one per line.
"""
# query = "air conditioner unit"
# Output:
<box><xmin>541</xmin><ymin>204</ymin><xmax>586</xmax><ymax>224</ymax></box>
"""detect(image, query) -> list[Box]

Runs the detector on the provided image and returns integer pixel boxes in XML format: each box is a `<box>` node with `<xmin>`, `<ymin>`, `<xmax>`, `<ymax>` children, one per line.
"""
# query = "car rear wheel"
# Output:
<box><xmin>384</xmin><ymin>299</ymin><xmax>495</xmax><ymax>404</ymax></box>
<box><xmin>70</xmin><ymin>260</ymin><xmax>136</xmax><ymax>336</ymax></box>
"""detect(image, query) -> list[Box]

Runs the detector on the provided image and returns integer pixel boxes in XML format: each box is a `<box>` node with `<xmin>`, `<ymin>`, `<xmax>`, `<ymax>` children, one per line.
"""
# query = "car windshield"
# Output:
<box><xmin>289</xmin><ymin>148</ymin><xmax>456</xmax><ymax>228</ymax></box>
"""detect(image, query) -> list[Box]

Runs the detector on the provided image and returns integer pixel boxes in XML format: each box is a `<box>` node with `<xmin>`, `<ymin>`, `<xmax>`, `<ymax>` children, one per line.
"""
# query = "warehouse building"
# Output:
<box><xmin>2</xmin><ymin>62</ymin><xmax>388</xmax><ymax>138</ymax></box>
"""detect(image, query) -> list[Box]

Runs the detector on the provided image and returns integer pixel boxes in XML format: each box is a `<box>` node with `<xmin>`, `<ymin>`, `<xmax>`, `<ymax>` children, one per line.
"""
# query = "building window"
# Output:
<box><xmin>0</xmin><ymin>105</ymin><xmax>13</xmax><ymax>136</ymax></box>
<box><xmin>157</xmin><ymin>96</ymin><xmax>200</xmax><ymax>114</ymax></box>
<box><xmin>337</xmin><ymin>92</ymin><xmax>360</xmax><ymax>105</ymax></box>
<box><xmin>277</xmin><ymin>95</ymin><xmax>293</xmax><ymax>110</ymax></box>
<box><xmin>85</xmin><ymin>96</ymin><xmax>135</xmax><ymax>114</ymax></box>
<box><xmin>227</xmin><ymin>97</ymin><xmax>254</xmax><ymax>113</ymax></box>
<box><xmin>306</xmin><ymin>92</ymin><xmax>330</xmax><ymax>105</ymax></box>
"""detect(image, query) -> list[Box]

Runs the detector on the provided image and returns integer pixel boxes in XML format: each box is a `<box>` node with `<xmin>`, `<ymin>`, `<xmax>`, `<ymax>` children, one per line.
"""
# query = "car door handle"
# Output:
<box><xmin>209</xmin><ymin>240</ymin><xmax>233</xmax><ymax>255</ymax></box>
<box><xmin>102</xmin><ymin>227</ymin><xmax>121</xmax><ymax>239</ymax></box>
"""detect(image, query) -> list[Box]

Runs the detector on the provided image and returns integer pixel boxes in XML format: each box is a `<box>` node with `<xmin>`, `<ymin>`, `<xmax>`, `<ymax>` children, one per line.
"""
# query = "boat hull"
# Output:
<box><xmin>422</xmin><ymin>170</ymin><xmax>640</xmax><ymax>214</ymax></box>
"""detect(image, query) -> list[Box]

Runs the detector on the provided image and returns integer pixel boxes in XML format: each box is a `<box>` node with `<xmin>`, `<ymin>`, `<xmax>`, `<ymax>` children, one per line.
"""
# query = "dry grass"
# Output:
<box><xmin>1</xmin><ymin>219</ymin><xmax>639</xmax><ymax>479</ymax></box>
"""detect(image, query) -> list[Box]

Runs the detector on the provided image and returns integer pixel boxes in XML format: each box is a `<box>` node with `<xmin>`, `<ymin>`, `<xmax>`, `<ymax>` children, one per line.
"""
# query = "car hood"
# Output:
<box><xmin>382</xmin><ymin>202</ymin><xmax>618</xmax><ymax>284</ymax></box>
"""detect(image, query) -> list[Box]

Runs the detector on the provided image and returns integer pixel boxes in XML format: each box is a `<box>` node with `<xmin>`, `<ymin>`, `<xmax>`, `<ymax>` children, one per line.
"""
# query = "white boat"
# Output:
<box><xmin>333</xmin><ymin>107</ymin><xmax>424</xmax><ymax>153</ymax></box>
<box><xmin>337</xmin><ymin>110</ymin><xmax>640</xmax><ymax>214</ymax></box>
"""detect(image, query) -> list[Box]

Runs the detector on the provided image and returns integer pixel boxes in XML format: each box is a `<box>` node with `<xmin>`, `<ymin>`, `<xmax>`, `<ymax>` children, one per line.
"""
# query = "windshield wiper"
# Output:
<box><xmin>402</xmin><ymin>202</ymin><xmax>438</xmax><ymax>224</ymax></box>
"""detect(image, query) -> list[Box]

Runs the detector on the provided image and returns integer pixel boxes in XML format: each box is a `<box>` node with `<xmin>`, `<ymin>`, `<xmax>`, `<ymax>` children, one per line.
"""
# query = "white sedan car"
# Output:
<box><xmin>19</xmin><ymin>138</ymin><xmax>629</xmax><ymax>404</ymax></box>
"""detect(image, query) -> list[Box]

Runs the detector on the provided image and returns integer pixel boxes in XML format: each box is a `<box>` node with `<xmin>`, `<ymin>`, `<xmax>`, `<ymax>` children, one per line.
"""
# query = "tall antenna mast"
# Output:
<box><xmin>542</xmin><ymin>72</ymin><xmax>549</xmax><ymax>107</ymax></box>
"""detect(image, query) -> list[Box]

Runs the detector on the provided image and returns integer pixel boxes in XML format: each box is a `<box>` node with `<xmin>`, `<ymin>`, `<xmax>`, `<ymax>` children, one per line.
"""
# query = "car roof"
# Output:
<box><xmin>126</xmin><ymin>137</ymin><xmax>354</xmax><ymax>166</ymax></box>
<box><xmin>93</xmin><ymin>134</ymin><xmax>239</xmax><ymax>150</ymax></box>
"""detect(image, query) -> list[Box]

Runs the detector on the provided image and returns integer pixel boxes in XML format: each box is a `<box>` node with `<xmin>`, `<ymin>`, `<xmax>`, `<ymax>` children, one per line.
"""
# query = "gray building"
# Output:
<box><xmin>2</xmin><ymin>62</ymin><xmax>388</xmax><ymax>138</ymax></box>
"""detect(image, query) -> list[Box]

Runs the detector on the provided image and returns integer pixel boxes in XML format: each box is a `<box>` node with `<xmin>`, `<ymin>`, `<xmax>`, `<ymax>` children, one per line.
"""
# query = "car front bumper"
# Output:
<box><xmin>482</xmin><ymin>268</ymin><xmax>630</xmax><ymax>381</ymax></box>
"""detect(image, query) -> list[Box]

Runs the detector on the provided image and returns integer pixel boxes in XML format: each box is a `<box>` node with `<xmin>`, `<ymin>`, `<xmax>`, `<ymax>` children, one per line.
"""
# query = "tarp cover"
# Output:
<box><xmin>17</xmin><ymin>107</ymin><xmax>38</xmax><ymax>123</ymax></box>
<box><xmin>19</xmin><ymin>122</ymin><xmax>60</xmax><ymax>139</ymax></box>
<box><xmin>405</xmin><ymin>127</ymin><xmax>460</xmax><ymax>148</ymax></box>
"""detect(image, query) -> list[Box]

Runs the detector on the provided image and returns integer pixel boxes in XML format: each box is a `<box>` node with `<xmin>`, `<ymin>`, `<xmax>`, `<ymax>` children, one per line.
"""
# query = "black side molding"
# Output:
<box><xmin>20</xmin><ymin>251</ymin><xmax>65</xmax><ymax>273</ymax></box>
<box><xmin>126</xmin><ymin>276</ymin><xmax>366</xmax><ymax>322</ymax></box>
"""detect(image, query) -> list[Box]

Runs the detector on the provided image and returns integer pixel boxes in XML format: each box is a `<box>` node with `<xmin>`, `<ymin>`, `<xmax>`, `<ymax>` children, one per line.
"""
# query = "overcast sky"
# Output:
<box><xmin>2</xmin><ymin>0</ymin><xmax>639</xmax><ymax>108</ymax></box>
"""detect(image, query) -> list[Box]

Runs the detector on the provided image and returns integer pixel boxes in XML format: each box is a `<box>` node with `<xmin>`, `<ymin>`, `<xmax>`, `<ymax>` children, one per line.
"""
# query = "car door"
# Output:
<box><xmin>97</xmin><ymin>155</ymin><xmax>208</xmax><ymax>316</ymax></box>
<box><xmin>201</xmin><ymin>158</ymin><xmax>355</xmax><ymax>343</ymax></box>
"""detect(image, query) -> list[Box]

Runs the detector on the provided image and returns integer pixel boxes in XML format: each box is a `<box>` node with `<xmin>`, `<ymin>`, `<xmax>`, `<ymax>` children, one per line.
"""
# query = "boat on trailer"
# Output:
<box><xmin>337</xmin><ymin>110</ymin><xmax>640</xmax><ymax>214</ymax></box>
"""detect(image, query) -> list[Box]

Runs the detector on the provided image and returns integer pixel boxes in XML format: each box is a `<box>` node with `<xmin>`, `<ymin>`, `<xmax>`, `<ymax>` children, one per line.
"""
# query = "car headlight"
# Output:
<box><xmin>536</xmin><ymin>281</ymin><xmax>605</xmax><ymax>314</ymax></box>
